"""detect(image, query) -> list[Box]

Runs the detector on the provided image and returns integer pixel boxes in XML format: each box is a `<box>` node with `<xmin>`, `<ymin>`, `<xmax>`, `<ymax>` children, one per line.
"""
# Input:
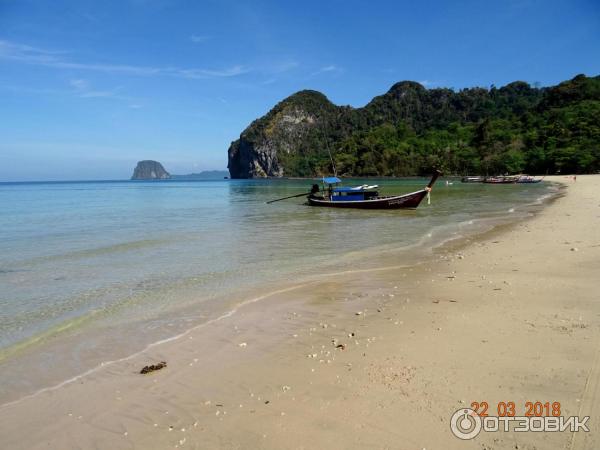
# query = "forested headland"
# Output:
<box><xmin>228</xmin><ymin>74</ymin><xmax>600</xmax><ymax>178</ymax></box>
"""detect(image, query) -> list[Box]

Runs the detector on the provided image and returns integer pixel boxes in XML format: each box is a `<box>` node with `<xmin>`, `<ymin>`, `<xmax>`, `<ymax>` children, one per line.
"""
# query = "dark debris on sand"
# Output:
<box><xmin>140</xmin><ymin>361</ymin><xmax>167</xmax><ymax>374</ymax></box>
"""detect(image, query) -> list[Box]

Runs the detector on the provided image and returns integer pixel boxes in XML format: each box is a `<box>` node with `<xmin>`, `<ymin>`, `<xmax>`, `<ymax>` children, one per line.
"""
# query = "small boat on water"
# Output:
<box><xmin>306</xmin><ymin>171</ymin><xmax>441</xmax><ymax>209</ymax></box>
<box><xmin>266</xmin><ymin>171</ymin><xmax>442</xmax><ymax>209</ymax></box>
<box><xmin>483</xmin><ymin>175</ymin><xmax>519</xmax><ymax>184</ymax></box>
<box><xmin>461</xmin><ymin>176</ymin><xmax>485</xmax><ymax>183</ymax></box>
<box><xmin>516</xmin><ymin>175</ymin><xmax>544</xmax><ymax>184</ymax></box>
<box><xmin>459</xmin><ymin>174</ymin><xmax>544</xmax><ymax>184</ymax></box>
<box><xmin>483</xmin><ymin>175</ymin><xmax>544</xmax><ymax>184</ymax></box>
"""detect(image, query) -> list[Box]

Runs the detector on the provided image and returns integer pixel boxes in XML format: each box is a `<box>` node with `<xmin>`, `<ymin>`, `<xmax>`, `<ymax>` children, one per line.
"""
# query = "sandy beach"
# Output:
<box><xmin>1</xmin><ymin>175</ymin><xmax>599</xmax><ymax>449</ymax></box>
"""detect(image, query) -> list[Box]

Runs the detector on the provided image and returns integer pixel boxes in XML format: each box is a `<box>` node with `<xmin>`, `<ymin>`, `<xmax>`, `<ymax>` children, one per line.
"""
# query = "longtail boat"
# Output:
<box><xmin>460</xmin><ymin>174</ymin><xmax>544</xmax><ymax>184</ymax></box>
<box><xmin>461</xmin><ymin>176</ymin><xmax>485</xmax><ymax>183</ymax></box>
<box><xmin>305</xmin><ymin>171</ymin><xmax>441</xmax><ymax>209</ymax></box>
<box><xmin>483</xmin><ymin>175</ymin><xmax>519</xmax><ymax>184</ymax></box>
<box><xmin>516</xmin><ymin>175</ymin><xmax>544</xmax><ymax>184</ymax></box>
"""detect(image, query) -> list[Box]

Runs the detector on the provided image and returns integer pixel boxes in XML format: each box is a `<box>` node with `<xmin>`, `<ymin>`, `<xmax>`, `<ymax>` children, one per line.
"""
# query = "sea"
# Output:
<box><xmin>0</xmin><ymin>177</ymin><xmax>559</xmax><ymax>404</ymax></box>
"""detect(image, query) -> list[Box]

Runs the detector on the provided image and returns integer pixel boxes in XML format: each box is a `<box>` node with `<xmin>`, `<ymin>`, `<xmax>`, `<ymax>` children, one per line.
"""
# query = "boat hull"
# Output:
<box><xmin>307</xmin><ymin>189</ymin><xmax>428</xmax><ymax>209</ymax></box>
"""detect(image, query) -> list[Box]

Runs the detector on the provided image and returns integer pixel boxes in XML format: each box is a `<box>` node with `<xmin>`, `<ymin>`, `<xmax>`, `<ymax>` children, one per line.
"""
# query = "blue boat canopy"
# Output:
<box><xmin>323</xmin><ymin>176</ymin><xmax>341</xmax><ymax>184</ymax></box>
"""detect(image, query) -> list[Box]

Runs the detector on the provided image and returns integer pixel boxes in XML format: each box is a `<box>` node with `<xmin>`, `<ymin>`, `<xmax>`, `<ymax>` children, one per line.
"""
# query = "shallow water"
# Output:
<box><xmin>0</xmin><ymin>177</ymin><xmax>556</xmax><ymax>403</ymax></box>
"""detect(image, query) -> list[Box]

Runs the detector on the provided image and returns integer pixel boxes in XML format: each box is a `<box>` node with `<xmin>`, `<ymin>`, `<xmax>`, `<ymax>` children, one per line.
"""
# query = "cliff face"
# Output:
<box><xmin>227</xmin><ymin>90</ymin><xmax>339</xmax><ymax>178</ymax></box>
<box><xmin>131</xmin><ymin>160</ymin><xmax>171</xmax><ymax>180</ymax></box>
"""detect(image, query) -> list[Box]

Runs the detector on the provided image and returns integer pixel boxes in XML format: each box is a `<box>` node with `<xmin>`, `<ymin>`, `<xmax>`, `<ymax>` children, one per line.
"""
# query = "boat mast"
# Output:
<box><xmin>326</xmin><ymin>143</ymin><xmax>337</xmax><ymax>177</ymax></box>
<box><xmin>319</xmin><ymin>123</ymin><xmax>337</xmax><ymax>177</ymax></box>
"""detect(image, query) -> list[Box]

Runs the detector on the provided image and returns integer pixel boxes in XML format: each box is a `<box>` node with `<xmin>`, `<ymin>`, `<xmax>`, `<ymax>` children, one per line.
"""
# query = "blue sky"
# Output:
<box><xmin>1</xmin><ymin>0</ymin><xmax>599</xmax><ymax>181</ymax></box>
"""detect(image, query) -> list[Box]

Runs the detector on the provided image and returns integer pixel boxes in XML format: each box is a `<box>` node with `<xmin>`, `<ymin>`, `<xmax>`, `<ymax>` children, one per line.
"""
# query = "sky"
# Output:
<box><xmin>0</xmin><ymin>0</ymin><xmax>599</xmax><ymax>181</ymax></box>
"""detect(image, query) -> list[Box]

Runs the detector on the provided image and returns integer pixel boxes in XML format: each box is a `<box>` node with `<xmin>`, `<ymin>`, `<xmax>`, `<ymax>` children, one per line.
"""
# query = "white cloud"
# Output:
<box><xmin>69</xmin><ymin>78</ymin><xmax>122</xmax><ymax>98</ymax></box>
<box><xmin>254</xmin><ymin>60</ymin><xmax>299</xmax><ymax>84</ymax></box>
<box><xmin>310</xmin><ymin>64</ymin><xmax>344</xmax><ymax>77</ymax></box>
<box><xmin>418</xmin><ymin>80</ymin><xmax>442</xmax><ymax>88</ymax></box>
<box><xmin>0</xmin><ymin>40</ymin><xmax>63</xmax><ymax>56</ymax></box>
<box><xmin>2</xmin><ymin>78</ymin><xmax>137</xmax><ymax>103</ymax></box>
<box><xmin>320</xmin><ymin>65</ymin><xmax>338</xmax><ymax>72</ymax></box>
<box><xmin>0</xmin><ymin>39</ymin><xmax>250</xmax><ymax>79</ymax></box>
<box><xmin>69</xmin><ymin>79</ymin><xmax>89</xmax><ymax>90</ymax></box>
<box><xmin>176</xmin><ymin>65</ymin><xmax>249</xmax><ymax>79</ymax></box>
<box><xmin>0</xmin><ymin>84</ymin><xmax>66</xmax><ymax>95</ymax></box>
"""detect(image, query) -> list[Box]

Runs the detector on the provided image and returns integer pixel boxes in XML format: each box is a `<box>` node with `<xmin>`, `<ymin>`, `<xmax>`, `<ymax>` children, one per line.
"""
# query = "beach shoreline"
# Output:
<box><xmin>0</xmin><ymin>177</ymin><xmax>554</xmax><ymax>406</ymax></box>
<box><xmin>1</xmin><ymin>175</ymin><xmax>598</xmax><ymax>449</ymax></box>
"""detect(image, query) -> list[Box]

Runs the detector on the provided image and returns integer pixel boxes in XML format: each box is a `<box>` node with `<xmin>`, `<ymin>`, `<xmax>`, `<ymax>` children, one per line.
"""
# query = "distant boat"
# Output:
<box><xmin>462</xmin><ymin>174</ymin><xmax>543</xmax><ymax>184</ymax></box>
<box><xmin>306</xmin><ymin>171</ymin><xmax>442</xmax><ymax>209</ymax></box>
<box><xmin>483</xmin><ymin>176</ymin><xmax>519</xmax><ymax>184</ymax></box>
<box><xmin>461</xmin><ymin>176</ymin><xmax>485</xmax><ymax>183</ymax></box>
<box><xmin>516</xmin><ymin>175</ymin><xmax>543</xmax><ymax>183</ymax></box>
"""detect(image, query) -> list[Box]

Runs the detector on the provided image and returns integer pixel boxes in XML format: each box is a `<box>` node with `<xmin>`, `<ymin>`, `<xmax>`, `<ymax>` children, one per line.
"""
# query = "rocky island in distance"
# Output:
<box><xmin>131</xmin><ymin>160</ymin><xmax>171</xmax><ymax>180</ymax></box>
<box><xmin>131</xmin><ymin>160</ymin><xmax>229</xmax><ymax>180</ymax></box>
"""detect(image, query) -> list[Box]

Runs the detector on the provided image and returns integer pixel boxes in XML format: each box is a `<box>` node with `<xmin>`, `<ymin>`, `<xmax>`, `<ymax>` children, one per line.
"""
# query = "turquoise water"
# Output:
<box><xmin>0</xmin><ymin>178</ymin><xmax>556</xmax><ymax>403</ymax></box>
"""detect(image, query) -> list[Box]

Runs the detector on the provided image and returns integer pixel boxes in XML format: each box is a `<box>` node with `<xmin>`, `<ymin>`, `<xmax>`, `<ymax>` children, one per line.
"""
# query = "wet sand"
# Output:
<box><xmin>1</xmin><ymin>175</ymin><xmax>598</xmax><ymax>449</ymax></box>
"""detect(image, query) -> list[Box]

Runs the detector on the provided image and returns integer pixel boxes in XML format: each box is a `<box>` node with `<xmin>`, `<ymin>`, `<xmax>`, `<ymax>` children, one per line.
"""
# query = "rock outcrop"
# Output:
<box><xmin>227</xmin><ymin>90</ymin><xmax>339</xmax><ymax>178</ymax></box>
<box><xmin>131</xmin><ymin>160</ymin><xmax>171</xmax><ymax>180</ymax></box>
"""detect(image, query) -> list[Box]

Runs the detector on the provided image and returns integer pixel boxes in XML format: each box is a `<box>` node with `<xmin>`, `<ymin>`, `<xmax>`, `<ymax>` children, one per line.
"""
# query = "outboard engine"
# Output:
<box><xmin>310</xmin><ymin>184</ymin><xmax>320</xmax><ymax>195</ymax></box>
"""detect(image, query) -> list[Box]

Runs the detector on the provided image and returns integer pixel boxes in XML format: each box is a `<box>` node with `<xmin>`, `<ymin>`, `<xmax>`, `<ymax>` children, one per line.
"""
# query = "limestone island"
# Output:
<box><xmin>131</xmin><ymin>160</ymin><xmax>171</xmax><ymax>180</ymax></box>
